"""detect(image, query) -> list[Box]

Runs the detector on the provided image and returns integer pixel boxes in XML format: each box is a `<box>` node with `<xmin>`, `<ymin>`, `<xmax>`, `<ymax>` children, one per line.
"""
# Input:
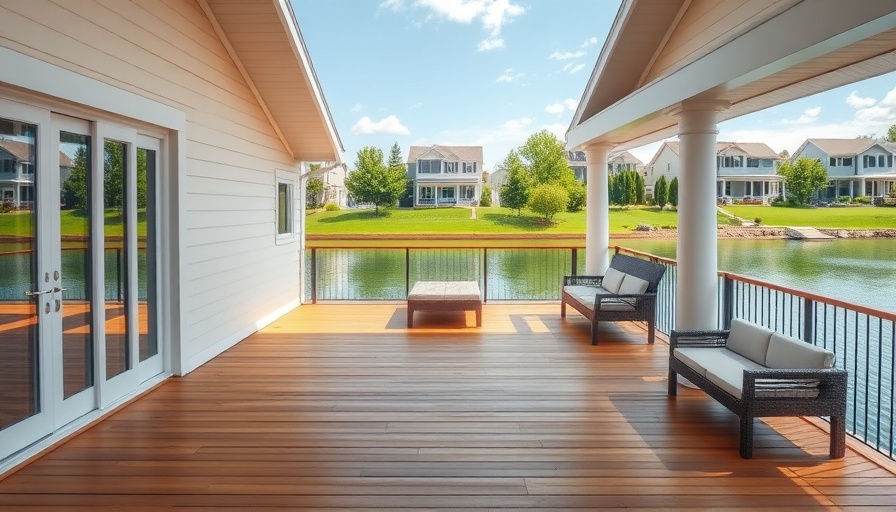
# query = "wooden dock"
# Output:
<box><xmin>785</xmin><ymin>226</ymin><xmax>836</xmax><ymax>240</ymax></box>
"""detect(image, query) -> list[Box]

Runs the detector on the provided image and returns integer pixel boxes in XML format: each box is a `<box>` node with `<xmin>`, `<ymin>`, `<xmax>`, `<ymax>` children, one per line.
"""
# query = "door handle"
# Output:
<box><xmin>24</xmin><ymin>289</ymin><xmax>53</xmax><ymax>297</ymax></box>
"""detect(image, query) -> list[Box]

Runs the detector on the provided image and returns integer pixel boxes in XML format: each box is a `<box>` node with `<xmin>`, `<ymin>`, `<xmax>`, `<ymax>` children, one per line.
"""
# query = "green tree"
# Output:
<box><xmin>518</xmin><ymin>130</ymin><xmax>569</xmax><ymax>185</ymax></box>
<box><xmin>306</xmin><ymin>177</ymin><xmax>324</xmax><ymax>210</ymax></box>
<box><xmin>344</xmin><ymin>146</ymin><xmax>407</xmax><ymax>215</ymax></box>
<box><xmin>565</xmin><ymin>180</ymin><xmax>586</xmax><ymax>212</ymax></box>
<box><xmin>654</xmin><ymin>175</ymin><xmax>668</xmax><ymax>209</ymax></box>
<box><xmin>479</xmin><ymin>185</ymin><xmax>492</xmax><ymax>207</ymax></box>
<box><xmin>528</xmin><ymin>183</ymin><xmax>568</xmax><ymax>221</ymax></box>
<box><xmin>777</xmin><ymin>157</ymin><xmax>828</xmax><ymax>205</ymax></box>
<box><xmin>887</xmin><ymin>124</ymin><xmax>896</xmax><ymax>143</ymax></box>
<box><xmin>668</xmin><ymin>177</ymin><xmax>679</xmax><ymax>207</ymax></box>
<box><xmin>498</xmin><ymin>151</ymin><xmax>530</xmax><ymax>216</ymax></box>
<box><xmin>62</xmin><ymin>146</ymin><xmax>89</xmax><ymax>211</ymax></box>
<box><xmin>635</xmin><ymin>171</ymin><xmax>645</xmax><ymax>204</ymax></box>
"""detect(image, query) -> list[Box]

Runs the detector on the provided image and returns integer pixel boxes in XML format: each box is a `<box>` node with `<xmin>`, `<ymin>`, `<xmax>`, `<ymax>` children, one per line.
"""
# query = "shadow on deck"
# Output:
<box><xmin>1</xmin><ymin>303</ymin><xmax>894</xmax><ymax>510</ymax></box>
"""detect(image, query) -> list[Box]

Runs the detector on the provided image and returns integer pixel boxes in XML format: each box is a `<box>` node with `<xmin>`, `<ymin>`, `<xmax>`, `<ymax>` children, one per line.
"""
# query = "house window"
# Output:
<box><xmin>419</xmin><ymin>186</ymin><xmax>434</xmax><ymax>200</ymax></box>
<box><xmin>879</xmin><ymin>155</ymin><xmax>886</xmax><ymax>167</ymax></box>
<box><xmin>762</xmin><ymin>159</ymin><xmax>773</xmax><ymax>167</ymax></box>
<box><xmin>460</xmin><ymin>185</ymin><xmax>476</xmax><ymax>199</ymax></box>
<box><xmin>866</xmin><ymin>155</ymin><xmax>876</xmax><ymax>167</ymax></box>
<box><xmin>724</xmin><ymin>182</ymin><xmax>731</xmax><ymax>196</ymax></box>
<box><xmin>439</xmin><ymin>187</ymin><xmax>455</xmax><ymax>200</ymax></box>
<box><xmin>722</xmin><ymin>156</ymin><xmax>743</xmax><ymax>167</ymax></box>
<box><xmin>843</xmin><ymin>157</ymin><xmax>852</xmax><ymax>166</ymax></box>
<box><xmin>444</xmin><ymin>162</ymin><xmax>458</xmax><ymax>173</ymax></box>
<box><xmin>747</xmin><ymin>158</ymin><xmax>759</xmax><ymax>168</ymax></box>
<box><xmin>829</xmin><ymin>157</ymin><xmax>836</xmax><ymax>166</ymax></box>
<box><xmin>276</xmin><ymin>171</ymin><xmax>295</xmax><ymax>242</ymax></box>
<box><xmin>418</xmin><ymin>159</ymin><xmax>441</xmax><ymax>173</ymax></box>
<box><xmin>463</xmin><ymin>162</ymin><xmax>476</xmax><ymax>173</ymax></box>
<box><xmin>0</xmin><ymin>159</ymin><xmax>13</xmax><ymax>173</ymax></box>
<box><xmin>22</xmin><ymin>162</ymin><xmax>34</xmax><ymax>174</ymax></box>
<box><xmin>888</xmin><ymin>155</ymin><xmax>893</xmax><ymax>168</ymax></box>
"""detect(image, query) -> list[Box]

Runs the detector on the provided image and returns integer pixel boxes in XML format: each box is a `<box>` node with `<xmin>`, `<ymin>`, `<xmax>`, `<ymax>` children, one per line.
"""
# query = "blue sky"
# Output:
<box><xmin>292</xmin><ymin>0</ymin><xmax>896</xmax><ymax>170</ymax></box>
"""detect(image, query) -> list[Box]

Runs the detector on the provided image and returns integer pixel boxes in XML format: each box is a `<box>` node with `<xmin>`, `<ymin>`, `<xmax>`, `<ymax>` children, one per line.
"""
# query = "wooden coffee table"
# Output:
<box><xmin>407</xmin><ymin>281</ymin><xmax>482</xmax><ymax>328</ymax></box>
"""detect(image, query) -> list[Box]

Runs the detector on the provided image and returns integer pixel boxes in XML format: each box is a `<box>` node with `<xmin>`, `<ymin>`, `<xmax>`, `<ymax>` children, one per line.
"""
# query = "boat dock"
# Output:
<box><xmin>784</xmin><ymin>226</ymin><xmax>836</xmax><ymax>240</ymax></box>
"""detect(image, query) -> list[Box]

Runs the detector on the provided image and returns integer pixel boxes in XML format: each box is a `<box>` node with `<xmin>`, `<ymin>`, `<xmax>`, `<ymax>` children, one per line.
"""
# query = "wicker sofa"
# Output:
<box><xmin>669</xmin><ymin>318</ymin><xmax>847</xmax><ymax>459</ymax></box>
<box><xmin>561</xmin><ymin>253</ymin><xmax>667</xmax><ymax>345</ymax></box>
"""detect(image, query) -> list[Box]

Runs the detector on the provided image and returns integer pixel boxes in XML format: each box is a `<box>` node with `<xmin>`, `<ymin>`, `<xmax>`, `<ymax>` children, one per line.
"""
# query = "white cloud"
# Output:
<box><xmin>545</xmin><ymin>98</ymin><xmax>578</xmax><ymax>114</ymax></box>
<box><xmin>501</xmin><ymin>116</ymin><xmax>534</xmax><ymax>132</ymax></box>
<box><xmin>580</xmin><ymin>36</ymin><xmax>599</xmax><ymax>49</ymax></box>
<box><xmin>496</xmin><ymin>68</ymin><xmax>523</xmax><ymax>82</ymax></box>
<box><xmin>569</xmin><ymin>63</ymin><xmax>587</xmax><ymax>74</ymax></box>
<box><xmin>409</xmin><ymin>102</ymin><xmax>424</xmax><ymax>109</ymax></box>
<box><xmin>781</xmin><ymin>106</ymin><xmax>821</xmax><ymax>125</ymax></box>
<box><xmin>477</xmin><ymin>38</ymin><xmax>505</xmax><ymax>52</ymax></box>
<box><xmin>541</xmin><ymin>122</ymin><xmax>567</xmax><ymax>141</ymax></box>
<box><xmin>350</xmin><ymin>103</ymin><xmax>364</xmax><ymax>113</ymax></box>
<box><xmin>379</xmin><ymin>0</ymin><xmax>405</xmax><ymax>11</ymax></box>
<box><xmin>411</xmin><ymin>0</ymin><xmax>525</xmax><ymax>37</ymax></box>
<box><xmin>846</xmin><ymin>91</ymin><xmax>876</xmax><ymax>109</ymax></box>
<box><xmin>550</xmin><ymin>50</ymin><xmax>585</xmax><ymax>60</ymax></box>
<box><xmin>351</xmin><ymin>115</ymin><xmax>410</xmax><ymax>135</ymax></box>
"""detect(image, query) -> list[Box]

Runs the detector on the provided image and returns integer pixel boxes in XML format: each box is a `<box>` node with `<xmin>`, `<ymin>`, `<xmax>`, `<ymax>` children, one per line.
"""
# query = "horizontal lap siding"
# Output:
<box><xmin>2</xmin><ymin>0</ymin><xmax>305</xmax><ymax>367</ymax></box>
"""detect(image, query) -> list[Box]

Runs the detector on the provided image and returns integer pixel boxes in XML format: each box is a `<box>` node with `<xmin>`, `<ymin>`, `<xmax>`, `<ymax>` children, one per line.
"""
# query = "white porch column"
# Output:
<box><xmin>676</xmin><ymin>102</ymin><xmax>726</xmax><ymax>330</ymax></box>
<box><xmin>583</xmin><ymin>143</ymin><xmax>614</xmax><ymax>275</ymax></box>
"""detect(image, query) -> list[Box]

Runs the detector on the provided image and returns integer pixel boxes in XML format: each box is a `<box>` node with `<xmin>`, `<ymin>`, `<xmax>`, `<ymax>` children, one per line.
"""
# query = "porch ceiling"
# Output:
<box><xmin>200</xmin><ymin>0</ymin><xmax>344</xmax><ymax>164</ymax></box>
<box><xmin>568</xmin><ymin>0</ymin><xmax>896</xmax><ymax>151</ymax></box>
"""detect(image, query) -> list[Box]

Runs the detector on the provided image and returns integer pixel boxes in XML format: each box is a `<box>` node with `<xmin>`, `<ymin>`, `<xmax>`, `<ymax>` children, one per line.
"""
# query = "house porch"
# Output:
<box><xmin>1</xmin><ymin>303</ymin><xmax>894</xmax><ymax>509</ymax></box>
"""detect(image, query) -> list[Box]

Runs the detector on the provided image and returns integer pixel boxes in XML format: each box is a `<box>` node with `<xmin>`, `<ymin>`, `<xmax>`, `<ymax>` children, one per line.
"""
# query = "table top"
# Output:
<box><xmin>408</xmin><ymin>281</ymin><xmax>481</xmax><ymax>301</ymax></box>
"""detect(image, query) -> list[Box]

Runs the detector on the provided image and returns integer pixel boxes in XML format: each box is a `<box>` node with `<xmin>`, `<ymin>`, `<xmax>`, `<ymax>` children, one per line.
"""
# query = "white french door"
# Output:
<box><xmin>0</xmin><ymin>99</ymin><xmax>163</xmax><ymax>461</ymax></box>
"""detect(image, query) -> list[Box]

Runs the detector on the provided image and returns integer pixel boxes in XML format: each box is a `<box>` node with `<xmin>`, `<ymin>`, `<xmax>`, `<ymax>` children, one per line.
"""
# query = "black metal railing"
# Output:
<box><xmin>305</xmin><ymin>244</ymin><xmax>896</xmax><ymax>460</ymax></box>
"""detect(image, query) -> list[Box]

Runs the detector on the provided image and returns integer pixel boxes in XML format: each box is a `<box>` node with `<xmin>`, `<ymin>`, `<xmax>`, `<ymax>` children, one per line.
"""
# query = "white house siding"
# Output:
<box><xmin>1</xmin><ymin>0</ymin><xmax>307</xmax><ymax>372</ymax></box>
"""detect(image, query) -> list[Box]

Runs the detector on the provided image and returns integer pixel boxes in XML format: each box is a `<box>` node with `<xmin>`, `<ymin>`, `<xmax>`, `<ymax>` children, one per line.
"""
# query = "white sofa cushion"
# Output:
<box><xmin>597</xmin><ymin>299</ymin><xmax>636</xmax><ymax>312</ymax></box>
<box><xmin>674</xmin><ymin>347</ymin><xmax>764</xmax><ymax>378</ymax></box>
<box><xmin>618</xmin><ymin>274</ymin><xmax>649</xmax><ymax>295</ymax></box>
<box><xmin>601</xmin><ymin>267</ymin><xmax>626</xmax><ymax>294</ymax></box>
<box><xmin>564</xmin><ymin>285</ymin><xmax>614</xmax><ymax>307</ymax></box>
<box><xmin>766</xmin><ymin>333</ymin><xmax>835</xmax><ymax>369</ymax></box>
<box><xmin>725</xmin><ymin>318</ymin><xmax>774</xmax><ymax>365</ymax></box>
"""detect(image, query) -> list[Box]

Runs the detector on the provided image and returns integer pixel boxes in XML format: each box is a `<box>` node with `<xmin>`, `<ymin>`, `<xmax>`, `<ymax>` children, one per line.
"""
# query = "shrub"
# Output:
<box><xmin>634</xmin><ymin>224</ymin><xmax>653</xmax><ymax>231</ymax></box>
<box><xmin>566</xmin><ymin>182</ymin><xmax>586</xmax><ymax>212</ymax></box>
<box><xmin>728</xmin><ymin>217</ymin><xmax>742</xmax><ymax>226</ymax></box>
<box><xmin>853</xmin><ymin>196</ymin><xmax>871</xmax><ymax>204</ymax></box>
<box><xmin>479</xmin><ymin>186</ymin><xmax>492</xmax><ymax>207</ymax></box>
<box><xmin>754</xmin><ymin>217</ymin><xmax>762</xmax><ymax>225</ymax></box>
<box><xmin>324</xmin><ymin>203</ymin><xmax>340</xmax><ymax>212</ymax></box>
<box><xmin>838</xmin><ymin>195</ymin><xmax>851</xmax><ymax>203</ymax></box>
<box><xmin>528</xmin><ymin>184</ymin><xmax>568</xmax><ymax>220</ymax></box>
<box><xmin>0</xmin><ymin>199</ymin><xmax>13</xmax><ymax>214</ymax></box>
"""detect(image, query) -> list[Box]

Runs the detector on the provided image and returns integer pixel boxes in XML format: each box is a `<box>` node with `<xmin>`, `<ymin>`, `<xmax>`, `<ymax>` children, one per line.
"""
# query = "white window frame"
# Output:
<box><xmin>275</xmin><ymin>170</ymin><xmax>297</xmax><ymax>245</ymax></box>
<box><xmin>445</xmin><ymin>161</ymin><xmax>458</xmax><ymax>173</ymax></box>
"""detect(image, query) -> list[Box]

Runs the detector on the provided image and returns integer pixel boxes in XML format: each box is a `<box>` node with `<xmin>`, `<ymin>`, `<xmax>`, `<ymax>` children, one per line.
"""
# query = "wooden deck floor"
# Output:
<box><xmin>1</xmin><ymin>304</ymin><xmax>895</xmax><ymax>510</ymax></box>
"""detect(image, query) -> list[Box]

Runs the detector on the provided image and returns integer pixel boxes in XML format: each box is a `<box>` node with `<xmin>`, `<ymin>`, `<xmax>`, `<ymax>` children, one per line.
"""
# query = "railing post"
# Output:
<box><xmin>722</xmin><ymin>275</ymin><xmax>734</xmax><ymax>329</ymax></box>
<box><xmin>405</xmin><ymin>248</ymin><xmax>410</xmax><ymax>298</ymax></box>
<box><xmin>571</xmin><ymin>248</ymin><xmax>578</xmax><ymax>276</ymax></box>
<box><xmin>117</xmin><ymin>247</ymin><xmax>122</xmax><ymax>303</ymax></box>
<box><xmin>310</xmin><ymin>248</ymin><xmax>317</xmax><ymax>304</ymax></box>
<box><xmin>803</xmin><ymin>298</ymin><xmax>815</xmax><ymax>343</ymax></box>
<box><xmin>482</xmin><ymin>248</ymin><xmax>488</xmax><ymax>304</ymax></box>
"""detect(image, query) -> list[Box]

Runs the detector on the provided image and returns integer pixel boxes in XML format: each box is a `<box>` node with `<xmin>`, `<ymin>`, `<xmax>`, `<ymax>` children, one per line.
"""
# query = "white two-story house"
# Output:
<box><xmin>791</xmin><ymin>139</ymin><xmax>896</xmax><ymax>200</ymax></box>
<box><xmin>407</xmin><ymin>145</ymin><xmax>483</xmax><ymax>207</ymax></box>
<box><xmin>0</xmin><ymin>139</ymin><xmax>72</xmax><ymax>209</ymax></box>
<box><xmin>646</xmin><ymin>141</ymin><xmax>783</xmax><ymax>203</ymax></box>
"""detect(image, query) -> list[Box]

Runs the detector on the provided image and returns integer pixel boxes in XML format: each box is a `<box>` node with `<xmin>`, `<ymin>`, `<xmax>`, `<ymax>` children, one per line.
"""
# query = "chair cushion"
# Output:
<box><xmin>674</xmin><ymin>347</ymin><xmax>764</xmax><ymax>378</ymax></box>
<box><xmin>564</xmin><ymin>285</ymin><xmax>613</xmax><ymax>307</ymax></box>
<box><xmin>618</xmin><ymin>274</ymin><xmax>649</xmax><ymax>295</ymax></box>
<box><xmin>765</xmin><ymin>333</ymin><xmax>835</xmax><ymax>369</ymax></box>
<box><xmin>601</xmin><ymin>267</ymin><xmax>626</xmax><ymax>294</ymax></box>
<box><xmin>725</xmin><ymin>318</ymin><xmax>774</xmax><ymax>365</ymax></box>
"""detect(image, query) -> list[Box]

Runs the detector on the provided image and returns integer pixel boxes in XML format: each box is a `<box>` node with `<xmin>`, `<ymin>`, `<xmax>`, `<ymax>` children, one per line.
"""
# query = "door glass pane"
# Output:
<box><xmin>104</xmin><ymin>140</ymin><xmax>129</xmax><ymax>379</ymax></box>
<box><xmin>137</xmin><ymin>147</ymin><xmax>156</xmax><ymax>361</ymax></box>
<box><xmin>60</xmin><ymin>131</ymin><xmax>93</xmax><ymax>398</ymax></box>
<box><xmin>0</xmin><ymin>118</ymin><xmax>40</xmax><ymax>429</ymax></box>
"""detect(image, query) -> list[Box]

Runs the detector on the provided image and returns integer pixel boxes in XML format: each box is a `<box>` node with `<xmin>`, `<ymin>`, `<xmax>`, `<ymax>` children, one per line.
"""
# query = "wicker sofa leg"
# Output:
<box><xmin>591</xmin><ymin>320</ymin><xmax>599</xmax><ymax>345</ymax></box>
<box><xmin>647</xmin><ymin>318</ymin><xmax>656</xmax><ymax>344</ymax></box>
<box><xmin>668</xmin><ymin>370</ymin><xmax>677</xmax><ymax>395</ymax></box>
<box><xmin>560</xmin><ymin>300</ymin><xmax>566</xmax><ymax>317</ymax></box>
<box><xmin>740</xmin><ymin>415</ymin><xmax>754</xmax><ymax>459</ymax></box>
<box><xmin>830</xmin><ymin>413</ymin><xmax>846</xmax><ymax>459</ymax></box>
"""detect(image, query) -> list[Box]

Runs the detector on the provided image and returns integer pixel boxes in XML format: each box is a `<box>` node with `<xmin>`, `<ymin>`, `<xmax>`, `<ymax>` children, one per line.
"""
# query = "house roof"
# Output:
<box><xmin>608</xmin><ymin>150</ymin><xmax>643</xmax><ymax>165</ymax></box>
<box><xmin>0</xmin><ymin>139</ymin><xmax>72</xmax><ymax>166</ymax></box>
<box><xmin>649</xmin><ymin>141</ymin><xmax>779</xmax><ymax>164</ymax></box>
<box><xmin>407</xmin><ymin>145</ymin><xmax>483</xmax><ymax>163</ymax></box>
<box><xmin>201</xmin><ymin>0</ymin><xmax>343</xmax><ymax>164</ymax></box>
<box><xmin>567</xmin><ymin>0</ymin><xmax>896</xmax><ymax>151</ymax></box>
<box><xmin>804</xmin><ymin>138</ymin><xmax>889</xmax><ymax>157</ymax></box>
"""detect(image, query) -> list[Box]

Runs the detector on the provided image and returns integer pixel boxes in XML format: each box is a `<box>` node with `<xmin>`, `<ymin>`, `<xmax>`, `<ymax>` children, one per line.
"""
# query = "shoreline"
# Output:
<box><xmin>307</xmin><ymin>227</ymin><xmax>896</xmax><ymax>241</ymax></box>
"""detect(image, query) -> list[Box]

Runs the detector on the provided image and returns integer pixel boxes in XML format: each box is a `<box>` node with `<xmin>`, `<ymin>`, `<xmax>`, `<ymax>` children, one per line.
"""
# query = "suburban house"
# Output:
<box><xmin>307</xmin><ymin>162</ymin><xmax>348</xmax><ymax>208</ymax></box>
<box><xmin>645</xmin><ymin>141</ymin><xmax>784</xmax><ymax>203</ymax></box>
<box><xmin>407</xmin><ymin>145</ymin><xmax>483</xmax><ymax>206</ymax></box>
<box><xmin>608</xmin><ymin>150</ymin><xmax>644</xmax><ymax>175</ymax></box>
<box><xmin>791</xmin><ymin>138</ymin><xmax>896</xmax><ymax>200</ymax></box>
<box><xmin>567</xmin><ymin>150</ymin><xmax>588</xmax><ymax>183</ymax></box>
<box><xmin>0</xmin><ymin>0</ymin><xmax>343</xmax><ymax>468</ymax></box>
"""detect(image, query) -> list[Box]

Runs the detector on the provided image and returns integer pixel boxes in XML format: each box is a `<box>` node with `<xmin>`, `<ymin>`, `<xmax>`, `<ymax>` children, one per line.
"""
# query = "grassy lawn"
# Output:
<box><xmin>0</xmin><ymin>209</ymin><xmax>146</xmax><ymax>237</ymax></box>
<box><xmin>306</xmin><ymin>206</ymin><xmax>696</xmax><ymax>236</ymax></box>
<box><xmin>723</xmin><ymin>205</ymin><xmax>896</xmax><ymax>228</ymax></box>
